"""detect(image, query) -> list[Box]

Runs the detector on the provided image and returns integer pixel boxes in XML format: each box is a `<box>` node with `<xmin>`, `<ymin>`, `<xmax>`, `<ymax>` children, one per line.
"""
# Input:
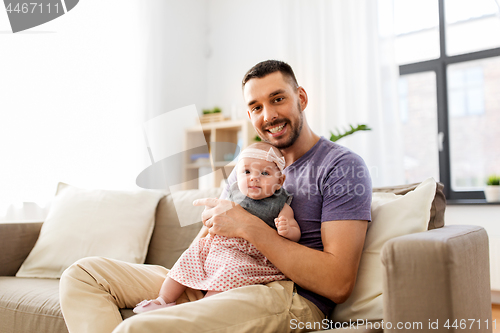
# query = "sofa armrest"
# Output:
<box><xmin>381</xmin><ymin>225</ymin><xmax>492</xmax><ymax>332</ymax></box>
<box><xmin>0</xmin><ymin>222</ymin><xmax>43</xmax><ymax>276</ymax></box>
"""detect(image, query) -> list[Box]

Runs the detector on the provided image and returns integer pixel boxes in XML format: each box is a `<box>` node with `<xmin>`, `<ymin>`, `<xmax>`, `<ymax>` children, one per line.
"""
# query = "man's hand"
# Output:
<box><xmin>193</xmin><ymin>198</ymin><xmax>233</xmax><ymax>228</ymax></box>
<box><xmin>193</xmin><ymin>198</ymin><xmax>250</xmax><ymax>238</ymax></box>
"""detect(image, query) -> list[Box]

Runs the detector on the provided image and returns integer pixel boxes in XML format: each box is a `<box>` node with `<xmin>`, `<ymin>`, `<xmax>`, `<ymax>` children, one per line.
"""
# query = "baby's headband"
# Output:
<box><xmin>238</xmin><ymin>147</ymin><xmax>286</xmax><ymax>171</ymax></box>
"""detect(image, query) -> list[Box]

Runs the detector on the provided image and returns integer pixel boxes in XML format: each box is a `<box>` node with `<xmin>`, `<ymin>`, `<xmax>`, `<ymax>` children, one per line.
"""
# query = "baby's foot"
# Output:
<box><xmin>133</xmin><ymin>296</ymin><xmax>176</xmax><ymax>314</ymax></box>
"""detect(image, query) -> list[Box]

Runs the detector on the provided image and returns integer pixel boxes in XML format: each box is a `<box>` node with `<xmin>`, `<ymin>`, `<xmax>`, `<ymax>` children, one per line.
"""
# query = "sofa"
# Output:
<box><xmin>0</xmin><ymin>183</ymin><xmax>493</xmax><ymax>333</ymax></box>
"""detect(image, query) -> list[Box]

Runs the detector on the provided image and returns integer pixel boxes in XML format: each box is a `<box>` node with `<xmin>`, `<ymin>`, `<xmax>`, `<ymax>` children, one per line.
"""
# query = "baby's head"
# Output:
<box><xmin>236</xmin><ymin>142</ymin><xmax>286</xmax><ymax>200</ymax></box>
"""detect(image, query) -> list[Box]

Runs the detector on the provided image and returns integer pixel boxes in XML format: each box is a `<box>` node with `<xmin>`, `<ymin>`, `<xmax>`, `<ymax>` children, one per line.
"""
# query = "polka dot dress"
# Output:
<box><xmin>167</xmin><ymin>234</ymin><xmax>286</xmax><ymax>291</ymax></box>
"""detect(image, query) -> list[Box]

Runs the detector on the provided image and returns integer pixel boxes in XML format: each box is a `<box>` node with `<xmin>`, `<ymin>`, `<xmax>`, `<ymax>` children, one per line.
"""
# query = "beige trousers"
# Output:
<box><xmin>59</xmin><ymin>257</ymin><xmax>325</xmax><ymax>333</ymax></box>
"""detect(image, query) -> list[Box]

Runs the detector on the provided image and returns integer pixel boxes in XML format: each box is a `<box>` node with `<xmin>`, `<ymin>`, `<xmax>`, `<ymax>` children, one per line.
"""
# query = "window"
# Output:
<box><xmin>398</xmin><ymin>72</ymin><xmax>440</xmax><ymax>184</ymax></box>
<box><xmin>394</xmin><ymin>0</ymin><xmax>500</xmax><ymax>201</ymax></box>
<box><xmin>448</xmin><ymin>66</ymin><xmax>485</xmax><ymax>117</ymax></box>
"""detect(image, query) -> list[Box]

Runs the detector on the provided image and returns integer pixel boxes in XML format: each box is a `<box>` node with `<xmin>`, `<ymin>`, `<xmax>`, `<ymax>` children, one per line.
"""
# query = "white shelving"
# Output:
<box><xmin>183</xmin><ymin>119</ymin><xmax>257</xmax><ymax>190</ymax></box>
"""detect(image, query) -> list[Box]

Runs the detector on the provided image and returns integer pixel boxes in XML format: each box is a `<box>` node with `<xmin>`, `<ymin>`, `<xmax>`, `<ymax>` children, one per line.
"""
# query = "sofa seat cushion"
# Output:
<box><xmin>0</xmin><ymin>277</ymin><xmax>136</xmax><ymax>333</ymax></box>
<box><xmin>0</xmin><ymin>276</ymin><xmax>67</xmax><ymax>333</ymax></box>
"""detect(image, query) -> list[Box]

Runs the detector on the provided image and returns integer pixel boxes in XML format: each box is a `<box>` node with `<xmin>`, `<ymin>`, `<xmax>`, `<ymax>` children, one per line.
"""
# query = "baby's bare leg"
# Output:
<box><xmin>154</xmin><ymin>277</ymin><xmax>187</xmax><ymax>304</ymax></box>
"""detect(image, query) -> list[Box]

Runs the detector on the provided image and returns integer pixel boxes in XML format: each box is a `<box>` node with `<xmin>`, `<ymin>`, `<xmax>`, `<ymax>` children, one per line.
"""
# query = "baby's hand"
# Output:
<box><xmin>275</xmin><ymin>216</ymin><xmax>290</xmax><ymax>238</ymax></box>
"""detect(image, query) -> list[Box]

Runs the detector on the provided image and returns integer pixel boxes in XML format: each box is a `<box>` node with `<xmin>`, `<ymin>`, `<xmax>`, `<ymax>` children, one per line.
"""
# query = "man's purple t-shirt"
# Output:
<box><xmin>221</xmin><ymin>137</ymin><xmax>372</xmax><ymax>315</ymax></box>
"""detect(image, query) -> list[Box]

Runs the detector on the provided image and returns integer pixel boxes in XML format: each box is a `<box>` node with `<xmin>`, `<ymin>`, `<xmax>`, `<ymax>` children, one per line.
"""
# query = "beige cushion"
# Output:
<box><xmin>16</xmin><ymin>182</ymin><xmax>164</xmax><ymax>278</ymax></box>
<box><xmin>333</xmin><ymin>177</ymin><xmax>437</xmax><ymax>322</ymax></box>
<box><xmin>145</xmin><ymin>187</ymin><xmax>223</xmax><ymax>269</ymax></box>
<box><xmin>372</xmin><ymin>180</ymin><xmax>446</xmax><ymax>230</ymax></box>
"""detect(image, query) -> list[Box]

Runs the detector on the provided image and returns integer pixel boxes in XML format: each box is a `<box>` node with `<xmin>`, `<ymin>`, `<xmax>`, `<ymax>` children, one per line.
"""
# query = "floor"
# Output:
<box><xmin>493</xmin><ymin>304</ymin><xmax>500</xmax><ymax>333</ymax></box>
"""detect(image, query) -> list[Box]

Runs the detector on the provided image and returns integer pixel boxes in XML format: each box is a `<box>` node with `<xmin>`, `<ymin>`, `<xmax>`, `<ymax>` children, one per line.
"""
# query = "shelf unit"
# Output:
<box><xmin>183</xmin><ymin>119</ymin><xmax>257</xmax><ymax>190</ymax></box>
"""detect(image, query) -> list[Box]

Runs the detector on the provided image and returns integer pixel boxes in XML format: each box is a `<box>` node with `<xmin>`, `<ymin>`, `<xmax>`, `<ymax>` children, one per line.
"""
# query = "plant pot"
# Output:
<box><xmin>484</xmin><ymin>185</ymin><xmax>500</xmax><ymax>203</ymax></box>
<box><xmin>200</xmin><ymin>113</ymin><xmax>225</xmax><ymax>123</ymax></box>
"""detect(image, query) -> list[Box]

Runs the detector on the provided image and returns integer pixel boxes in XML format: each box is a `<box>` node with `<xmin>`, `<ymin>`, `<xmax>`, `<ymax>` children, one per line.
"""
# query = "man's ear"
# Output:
<box><xmin>247</xmin><ymin>110</ymin><xmax>251</xmax><ymax>120</ymax></box>
<box><xmin>297</xmin><ymin>86</ymin><xmax>308</xmax><ymax>112</ymax></box>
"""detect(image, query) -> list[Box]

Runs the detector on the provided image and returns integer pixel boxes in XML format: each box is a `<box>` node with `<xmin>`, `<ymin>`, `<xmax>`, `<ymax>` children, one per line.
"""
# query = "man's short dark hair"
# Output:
<box><xmin>242</xmin><ymin>60</ymin><xmax>298</xmax><ymax>90</ymax></box>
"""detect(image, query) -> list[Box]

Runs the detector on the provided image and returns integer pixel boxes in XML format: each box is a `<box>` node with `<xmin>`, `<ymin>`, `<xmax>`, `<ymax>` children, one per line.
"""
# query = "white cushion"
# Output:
<box><xmin>16</xmin><ymin>182</ymin><xmax>164</xmax><ymax>278</ymax></box>
<box><xmin>333</xmin><ymin>177</ymin><xmax>437</xmax><ymax>321</ymax></box>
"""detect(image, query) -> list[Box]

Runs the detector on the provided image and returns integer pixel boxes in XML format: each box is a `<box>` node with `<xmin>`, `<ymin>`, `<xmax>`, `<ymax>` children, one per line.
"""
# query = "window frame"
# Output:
<box><xmin>398</xmin><ymin>0</ymin><xmax>500</xmax><ymax>202</ymax></box>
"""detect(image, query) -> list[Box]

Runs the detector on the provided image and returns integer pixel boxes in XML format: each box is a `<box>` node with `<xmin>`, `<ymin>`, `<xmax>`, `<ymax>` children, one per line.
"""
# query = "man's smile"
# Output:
<box><xmin>266</xmin><ymin>122</ymin><xmax>287</xmax><ymax>137</ymax></box>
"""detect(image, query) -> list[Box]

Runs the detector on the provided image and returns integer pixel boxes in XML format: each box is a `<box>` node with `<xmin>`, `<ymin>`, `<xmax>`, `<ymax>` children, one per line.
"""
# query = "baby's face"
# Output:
<box><xmin>236</xmin><ymin>157</ymin><xmax>284</xmax><ymax>200</ymax></box>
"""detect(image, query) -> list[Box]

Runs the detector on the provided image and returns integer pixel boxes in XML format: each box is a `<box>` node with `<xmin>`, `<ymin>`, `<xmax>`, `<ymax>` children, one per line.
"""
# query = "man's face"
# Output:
<box><xmin>243</xmin><ymin>72</ymin><xmax>304</xmax><ymax>149</ymax></box>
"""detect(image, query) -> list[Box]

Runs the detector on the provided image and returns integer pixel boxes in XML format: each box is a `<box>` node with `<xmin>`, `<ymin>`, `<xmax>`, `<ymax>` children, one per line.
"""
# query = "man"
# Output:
<box><xmin>60</xmin><ymin>60</ymin><xmax>372</xmax><ymax>333</ymax></box>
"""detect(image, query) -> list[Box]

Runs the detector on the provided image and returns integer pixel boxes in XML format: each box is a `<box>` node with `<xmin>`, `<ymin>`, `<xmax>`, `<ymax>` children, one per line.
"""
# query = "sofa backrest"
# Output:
<box><xmin>145</xmin><ymin>187</ymin><xmax>222</xmax><ymax>269</ymax></box>
<box><xmin>145</xmin><ymin>180</ymin><xmax>446</xmax><ymax>269</ymax></box>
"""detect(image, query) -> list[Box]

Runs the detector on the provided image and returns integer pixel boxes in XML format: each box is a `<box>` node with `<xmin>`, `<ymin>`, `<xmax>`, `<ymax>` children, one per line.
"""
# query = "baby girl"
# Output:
<box><xmin>133</xmin><ymin>142</ymin><xmax>300</xmax><ymax>313</ymax></box>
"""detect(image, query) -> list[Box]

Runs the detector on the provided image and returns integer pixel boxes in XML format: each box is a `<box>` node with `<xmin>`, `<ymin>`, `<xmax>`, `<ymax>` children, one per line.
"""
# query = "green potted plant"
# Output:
<box><xmin>485</xmin><ymin>174</ymin><xmax>500</xmax><ymax>203</ymax></box>
<box><xmin>201</xmin><ymin>107</ymin><xmax>224</xmax><ymax>123</ymax></box>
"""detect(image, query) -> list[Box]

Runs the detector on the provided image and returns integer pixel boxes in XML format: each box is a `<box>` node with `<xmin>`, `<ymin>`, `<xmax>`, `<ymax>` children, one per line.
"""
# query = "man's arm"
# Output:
<box><xmin>243</xmin><ymin>214</ymin><xmax>367</xmax><ymax>304</ymax></box>
<box><xmin>196</xmin><ymin>198</ymin><xmax>368</xmax><ymax>304</ymax></box>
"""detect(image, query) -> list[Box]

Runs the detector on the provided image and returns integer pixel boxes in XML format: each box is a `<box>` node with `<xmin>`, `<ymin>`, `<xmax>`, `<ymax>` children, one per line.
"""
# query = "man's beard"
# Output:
<box><xmin>260</xmin><ymin>102</ymin><xmax>304</xmax><ymax>149</ymax></box>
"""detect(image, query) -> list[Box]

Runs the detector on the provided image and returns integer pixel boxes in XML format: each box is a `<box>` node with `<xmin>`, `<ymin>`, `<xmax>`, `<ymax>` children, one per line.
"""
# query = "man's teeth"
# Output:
<box><xmin>268</xmin><ymin>124</ymin><xmax>285</xmax><ymax>133</ymax></box>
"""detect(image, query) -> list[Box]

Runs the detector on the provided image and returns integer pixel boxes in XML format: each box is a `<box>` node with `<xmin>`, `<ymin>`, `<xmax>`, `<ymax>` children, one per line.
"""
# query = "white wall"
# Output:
<box><xmin>445</xmin><ymin>204</ymin><xmax>500</xmax><ymax>256</ymax></box>
<box><xmin>446</xmin><ymin>204</ymin><xmax>500</xmax><ymax>292</ymax></box>
<box><xmin>446</xmin><ymin>205</ymin><xmax>500</xmax><ymax>234</ymax></box>
<box><xmin>138</xmin><ymin>0</ymin><xmax>209</xmax><ymax>191</ymax></box>
<box><xmin>0</xmin><ymin>0</ymin><xmax>209</xmax><ymax>219</ymax></box>
<box><xmin>0</xmin><ymin>0</ymin><xmax>149</xmax><ymax>210</ymax></box>
<box><xmin>206</xmin><ymin>0</ymin><xmax>286</xmax><ymax>119</ymax></box>
<box><xmin>141</xmin><ymin>0</ymin><xmax>208</xmax><ymax>120</ymax></box>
